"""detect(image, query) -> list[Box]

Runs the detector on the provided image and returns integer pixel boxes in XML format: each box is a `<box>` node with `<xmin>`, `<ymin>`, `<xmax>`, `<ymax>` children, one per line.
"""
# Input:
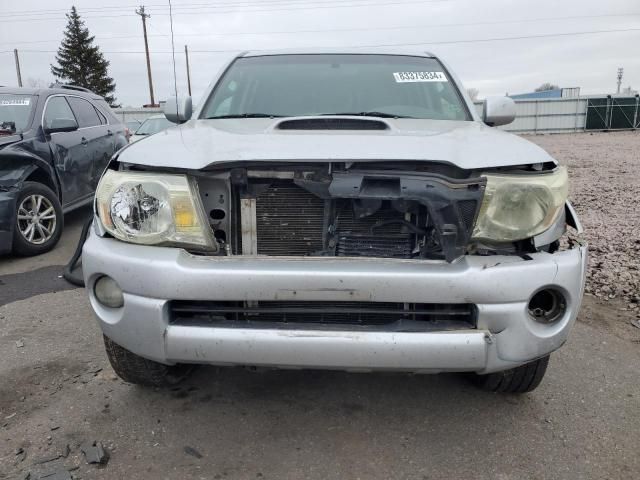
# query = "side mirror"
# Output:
<box><xmin>44</xmin><ymin>118</ymin><xmax>78</xmax><ymax>134</ymax></box>
<box><xmin>483</xmin><ymin>96</ymin><xmax>516</xmax><ymax>127</ymax></box>
<box><xmin>164</xmin><ymin>96</ymin><xmax>192</xmax><ymax>124</ymax></box>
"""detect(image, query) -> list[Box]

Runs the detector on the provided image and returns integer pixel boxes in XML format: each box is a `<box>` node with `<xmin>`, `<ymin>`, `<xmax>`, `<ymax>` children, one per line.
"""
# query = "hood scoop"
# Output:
<box><xmin>275</xmin><ymin>117</ymin><xmax>390</xmax><ymax>131</ymax></box>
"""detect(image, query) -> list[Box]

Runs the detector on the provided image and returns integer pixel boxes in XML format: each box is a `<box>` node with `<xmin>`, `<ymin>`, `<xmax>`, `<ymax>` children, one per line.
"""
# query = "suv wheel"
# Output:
<box><xmin>13</xmin><ymin>182</ymin><xmax>63</xmax><ymax>256</ymax></box>
<box><xmin>103</xmin><ymin>335</ymin><xmax>193</xmax><ymax>387</ymax></box>
<box><xmin>472</xmin><ymin>356</ymin><xmax>549</xmax><ymax>393</ymax></box>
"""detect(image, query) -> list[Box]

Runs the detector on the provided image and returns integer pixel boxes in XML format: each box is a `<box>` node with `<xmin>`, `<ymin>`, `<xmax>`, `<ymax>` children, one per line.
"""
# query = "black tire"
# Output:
<box><xmin>103</xmin><ymin>335</ymin><xmax>193</xmax><ymax>387</ymax></box>
<box><xmin>12</xmin><ymin>181</ymin><xmax>63</xmax><ymax>256</ymax></box>
<box><xmin>472</xmin><ymin>356</ymin><xmax>549</xmax><ymax>393</ymax></box>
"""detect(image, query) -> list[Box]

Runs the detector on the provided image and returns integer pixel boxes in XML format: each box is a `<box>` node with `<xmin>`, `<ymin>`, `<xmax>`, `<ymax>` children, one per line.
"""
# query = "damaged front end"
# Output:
<box><xmin>105</xmin><ymin>160</ymin><xmax>572</xmax><ymax>263</ymax></box>
<box><xmin>222</xmin><ymin>163</ymin><xmax>485</xmax><ymax>263</ymax></box>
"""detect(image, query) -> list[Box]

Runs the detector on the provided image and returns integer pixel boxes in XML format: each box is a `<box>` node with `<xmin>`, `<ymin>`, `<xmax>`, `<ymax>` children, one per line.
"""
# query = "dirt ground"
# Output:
<box><xmin>1</xmin><ymin>132</ymin><xmax>639</xmax><ymax>480</ymax></box>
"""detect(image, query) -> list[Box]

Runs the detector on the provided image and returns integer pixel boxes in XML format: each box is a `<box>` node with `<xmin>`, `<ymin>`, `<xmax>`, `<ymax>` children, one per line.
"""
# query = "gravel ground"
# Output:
<box><xmin>529</xmin><ymin>132</ymin><xmax>640</xmax><ymax>311</ymax></box>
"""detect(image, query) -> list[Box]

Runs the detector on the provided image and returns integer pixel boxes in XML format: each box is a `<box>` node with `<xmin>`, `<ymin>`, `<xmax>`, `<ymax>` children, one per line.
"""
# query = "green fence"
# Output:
<box><xmin>586</xmin><ymin>96</ymin><xmax>640</xmax><ymax>130</ymax></box>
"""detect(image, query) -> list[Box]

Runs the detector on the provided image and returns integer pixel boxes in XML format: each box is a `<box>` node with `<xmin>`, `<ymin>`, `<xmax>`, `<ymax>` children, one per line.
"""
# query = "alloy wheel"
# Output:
<box><xmin>17</xmin><ymin>194</ymin><xmax>57</xmax><ymax>245</ymax></box>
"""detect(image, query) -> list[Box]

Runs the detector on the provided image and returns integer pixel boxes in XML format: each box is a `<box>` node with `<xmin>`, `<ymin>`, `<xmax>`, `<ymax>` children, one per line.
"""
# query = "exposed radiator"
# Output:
<box><xmin>334</xmin><ymin>202</ymin><xmax>412</xmax><ymax>258</ymax></box>
<box><xmin>255</xmin><ymin>181</ymin><xmax>325</xmax><ymax>256</ymax></box>
<box><xmin>254</xmin><ymin>181</ymin><xmax>414</xmax><ymax>257</ymax></box>
<box><xmin>337</xmin><ymin>233</ymin><xmax>413</xmax><ymax>258</ymax></box>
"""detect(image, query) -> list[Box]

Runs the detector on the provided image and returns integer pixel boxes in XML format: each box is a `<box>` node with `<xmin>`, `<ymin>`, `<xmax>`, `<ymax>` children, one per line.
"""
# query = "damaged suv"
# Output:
<box><xmin>0</xmin><ymin>85</ymin><xmax>126</xmax><ymax>255</ymax></box>
<box><xmin>84</xmin><ymin>51</ymin><xmax>587</xmax><ymax>393</ymax></box>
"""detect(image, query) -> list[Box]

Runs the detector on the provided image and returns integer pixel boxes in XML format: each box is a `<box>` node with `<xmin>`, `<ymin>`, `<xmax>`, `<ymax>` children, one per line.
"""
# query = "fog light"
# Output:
<box><xmin>94</xmin><ymin>276</ymin><xmax>124</xmax><ymax>308</ymax></box>
<box><xmin>528</xmin><ymin>288</ymin><xmax>566</xmax><ymax>323</ymax></box>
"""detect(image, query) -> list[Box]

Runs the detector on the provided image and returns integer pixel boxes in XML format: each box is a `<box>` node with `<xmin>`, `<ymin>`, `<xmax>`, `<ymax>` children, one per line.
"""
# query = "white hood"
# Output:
<box><xmin>117</xmin><ymin>117</ymin><xmax>555</xmax><ymax>170</ymax></box>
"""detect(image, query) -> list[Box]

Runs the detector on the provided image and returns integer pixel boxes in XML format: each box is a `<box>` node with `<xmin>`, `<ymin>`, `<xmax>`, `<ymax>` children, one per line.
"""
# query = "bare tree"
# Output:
<box><xmin>466</xmin><ymin>88</ymin><xmax>480</xmax><ymax>101</ymax></box>
<box><xmin>534</xmin><ymin>83</ymin><xmax>559</xmax><ymax>92</ymax></box>
<box><xmin>26</xmin><ymin>77</ymin><xmax>48</xmax><ymax>88</ymax></box>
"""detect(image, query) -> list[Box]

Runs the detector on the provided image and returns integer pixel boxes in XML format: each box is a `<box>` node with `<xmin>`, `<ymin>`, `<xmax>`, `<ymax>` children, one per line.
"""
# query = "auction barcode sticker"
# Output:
<box><xmin>393</xmin><ymin>72</ymin><xmax>447</xmax><ymax>83</ymax></box>
<box><xmin>0</xmin><ymin>98</ymin><xmax>30</xmax><ymax>106</ymax></box>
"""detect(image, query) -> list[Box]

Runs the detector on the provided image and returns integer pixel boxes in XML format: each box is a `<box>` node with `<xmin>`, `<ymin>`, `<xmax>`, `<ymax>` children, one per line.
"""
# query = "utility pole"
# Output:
<box><xmin>617</xmin><ymin>67</ymin><xmax>624</xmax><ymax>94</ymax></box>
<box><xmin>14</xmin><ymin>49</ymin><xmax>23</xmax><ymax>87</ymax></box>
<box><xmin>135</xmin><ymin>6</ymin><xmax>155</xmax><ymax>106</ymax></box>
<box><xmin>185</xmin><ymin>45</ymin><xmax>192</xmax><ymax>96</ymax></box>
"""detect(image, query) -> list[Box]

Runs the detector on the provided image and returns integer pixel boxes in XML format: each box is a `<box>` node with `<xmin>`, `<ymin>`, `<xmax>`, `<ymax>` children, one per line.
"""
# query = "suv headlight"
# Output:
<box><xmin>472</xmin><ymin>166</ymin><xmax>568</xmax><ymax>242</ymax></box>
<box><xmin>95</xmin><ymin>170</ymin><xmax>217</xmax><ymax>251</ymax></box>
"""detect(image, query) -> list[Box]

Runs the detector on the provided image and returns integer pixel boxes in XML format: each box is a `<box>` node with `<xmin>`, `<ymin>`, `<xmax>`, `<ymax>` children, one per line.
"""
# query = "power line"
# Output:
<box><xmin>7</xmin><ymin>12</ymin><xmax>640</xmax><ymax>46</ymax></box>
<box><xmin>0</xmin><ymin>0</ymin><xmax>449</xmax><ymax>17</ymax></box>
<box><xmin>3</xmin><ymin>26</ymin><xmax>640</xmax><ymax>55</ymax></box>
<box><xmin>0</xmin><ymin>0</ymin><xmax>449</xmax><ymax>22</ymax></box>
<box><xmin>0</xmin><ymin>13</ymin><xmax>137</xmax><ymax>23</ymax></box>
<box><xmin>134</xmin><ymin>0</ymin><xmax>450</xmax><ymax>16</ymax></box>
<box><xmin>0</xmin><ymin>0</ymin><xmax>374</xmax><ymax>16</ymax></box>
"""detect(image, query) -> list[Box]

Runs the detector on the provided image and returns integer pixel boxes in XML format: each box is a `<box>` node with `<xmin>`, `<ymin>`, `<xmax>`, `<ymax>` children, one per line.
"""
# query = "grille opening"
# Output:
<box><xmin>230</xmin><ymin>176</ymin><xmax>482</xmax><ymax>261</ymax></box>
<box><xmin>170</xmin><ymin>301</ymin><xmax>477</xmax><ymax>331</ymax></box>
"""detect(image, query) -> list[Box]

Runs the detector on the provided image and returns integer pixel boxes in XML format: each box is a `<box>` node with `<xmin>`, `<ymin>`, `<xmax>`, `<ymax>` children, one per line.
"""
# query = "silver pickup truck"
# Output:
<box><xmin>83</xmin><ymin>50</ymin><xmax>587</xmax><ymax>393</ymax></box>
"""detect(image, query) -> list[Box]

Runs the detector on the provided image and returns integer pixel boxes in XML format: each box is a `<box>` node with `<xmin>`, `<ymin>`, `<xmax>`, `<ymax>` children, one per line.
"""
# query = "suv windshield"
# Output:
<box><xmin>202</xmin><ymin>54</ymin><xmax>471</xmax><ymax>121</ymax></box>
<box><xmin>135</xmin><ymin>117</ymin><xmax>173</xmax><ymax>135</ymax></box>
<box><xmin>0</xmin><ymin>94</ymin><xmax>35</xmax><ymax>134</ymax></box>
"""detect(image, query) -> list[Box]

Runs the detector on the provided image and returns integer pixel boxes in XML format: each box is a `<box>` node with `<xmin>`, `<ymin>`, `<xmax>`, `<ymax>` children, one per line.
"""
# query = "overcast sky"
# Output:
<box><xmin>1</xmin><ymin>0</ymin><xmax>639</xmax><ymax>107</ymax></box>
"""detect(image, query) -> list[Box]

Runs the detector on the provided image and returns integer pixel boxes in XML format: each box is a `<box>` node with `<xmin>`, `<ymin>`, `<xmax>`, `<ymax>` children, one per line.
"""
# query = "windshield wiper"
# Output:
<box><xmin>320</xmin><ymin>111</ymin><xmax>413</xmax><ymax>119</ymax></box>
<box><xmin>205</xmin><ymin>113</ymin><xmax>283</xmax><ymax>119</ymax></box>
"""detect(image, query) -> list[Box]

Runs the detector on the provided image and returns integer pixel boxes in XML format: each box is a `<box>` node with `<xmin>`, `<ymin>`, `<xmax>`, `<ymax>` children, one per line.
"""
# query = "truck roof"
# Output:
<box><xmin>239</xmin><ymin>48</ymin><xmax>437</xmax><ymax>58</ymax></box>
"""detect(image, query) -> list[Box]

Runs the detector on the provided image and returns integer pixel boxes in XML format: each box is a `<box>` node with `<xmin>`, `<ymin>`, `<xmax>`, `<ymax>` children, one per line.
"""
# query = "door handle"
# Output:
<box><xmin>107</xmin><ymin>129</ymin><xmax>113</xmax><ymax>136</ymax></box>
<box><xmin>81</xmin><ymin>137</ymin><xmax>88</xmax><ymax>146</ymax></box>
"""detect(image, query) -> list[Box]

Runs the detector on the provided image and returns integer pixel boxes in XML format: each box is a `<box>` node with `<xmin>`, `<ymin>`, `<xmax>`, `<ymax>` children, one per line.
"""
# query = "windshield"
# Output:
<box><xmin>135</xmin><ymin>117</ymin><xmax>172</xmax><ymax>135</ymax></box>
<box><xmin>201</xmin><ymin>54</ymin><xmax>471</xmax><ymax>121</ymax></box>
<box><xmin>0</xmin><ymin>94</ymin><xmax>35</xmax><ymax>134</ymax></box>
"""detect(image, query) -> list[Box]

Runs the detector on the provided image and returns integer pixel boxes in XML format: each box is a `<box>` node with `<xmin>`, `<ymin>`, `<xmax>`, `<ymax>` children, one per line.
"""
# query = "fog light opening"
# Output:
<box><xmin>528</xmin><ymin>288</ymin><xmax>566</xmax><ymax>323</ymax></box>
<box><xmin>94</xmin><ymin>276</ymin><xmax>124</xmax><ymax>308</ymax></box>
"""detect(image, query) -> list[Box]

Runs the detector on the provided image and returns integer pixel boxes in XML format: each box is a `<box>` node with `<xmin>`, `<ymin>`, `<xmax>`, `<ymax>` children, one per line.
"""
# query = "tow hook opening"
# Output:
<box><xmin>528</xmin><ymin>288</ymin><xmax>566</xmax><ymax>323</ymax></box>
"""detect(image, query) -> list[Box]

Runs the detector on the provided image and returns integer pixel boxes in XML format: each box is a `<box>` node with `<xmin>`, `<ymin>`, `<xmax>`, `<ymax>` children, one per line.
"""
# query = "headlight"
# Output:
<box><xmin>472</xmin><ymin>166</ymin><xmax>568</xmax><ymax>242</ymax></box>
<box><xmin>95</xmin><ymin>170</ymin><xmax>217</xmax><ymax>251</ymax></box>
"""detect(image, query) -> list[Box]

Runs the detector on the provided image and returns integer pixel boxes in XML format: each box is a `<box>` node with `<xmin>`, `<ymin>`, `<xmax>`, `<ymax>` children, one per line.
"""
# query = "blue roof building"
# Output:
<box><xmin>509</xmin><ymin>87</ymin><xmax>580</xmax><ymax>100</ymax></box>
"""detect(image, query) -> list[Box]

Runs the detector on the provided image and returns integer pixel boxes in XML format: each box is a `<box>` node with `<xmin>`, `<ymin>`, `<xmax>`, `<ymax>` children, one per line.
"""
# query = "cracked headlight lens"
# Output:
<box><xmin>95</xmin><ymin>170</ymin><xmax>217</xmax><ymax>251</ymax></box>
<box><xmin>472</xmin><ymin>166</ymin><xmax>568</xmax><ymax>242</ymax></box>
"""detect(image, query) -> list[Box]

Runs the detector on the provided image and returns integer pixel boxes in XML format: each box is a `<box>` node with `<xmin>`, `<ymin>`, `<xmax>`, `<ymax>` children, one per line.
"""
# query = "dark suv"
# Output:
<box><xmin>0</xmin><ymin>85</ymin><xmax>127</xmax><ymax>255</ymax></box>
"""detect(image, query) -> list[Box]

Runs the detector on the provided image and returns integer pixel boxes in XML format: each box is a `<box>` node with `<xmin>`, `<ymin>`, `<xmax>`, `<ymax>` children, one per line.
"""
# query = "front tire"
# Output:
<box><xmin>103</xmin><ymin>335</ymin><xmax>193</xmax><ymax>387</ymax></box>
<box><xmin>12</xmin><ymin>181</ymin><xmax>63</xmax><ymax>256</ymax></box>
<box><xmin>472</xmin><ymin>356</ymin><xmax>549</xmax><ymax>393</ymax></box>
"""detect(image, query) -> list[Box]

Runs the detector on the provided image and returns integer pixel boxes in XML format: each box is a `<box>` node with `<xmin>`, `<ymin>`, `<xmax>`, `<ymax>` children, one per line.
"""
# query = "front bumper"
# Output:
<box><xmin>83</xmin><ymin>231</ymin><xmax>587</xmax><ymax>374</ymax></box>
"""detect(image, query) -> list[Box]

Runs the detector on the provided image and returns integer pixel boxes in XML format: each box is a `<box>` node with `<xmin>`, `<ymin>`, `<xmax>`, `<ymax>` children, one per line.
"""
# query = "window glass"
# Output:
<box><xmin>201</xmin><ymin>54</ymin><xmax>471</xmax><ymax>121</ymax></box>
<box><xmin>134</xmin><ymin>117</ymin><xmax>173</xmax><ymax>135</ymax></box>
<box><xmin>0</xmin><ymin>94</ymin><xmax>35</xmax><ymax>133</ymax></box>
<box><xmin>94</xmin><ymin>106</ymin><xmax>108</xmax><ymax>125</ymax></box>
<box><xmin>95</xmin><ymin>99</ymin><xmax>121</xmax><ymax>124</ymax></box>
<box><xmin>67</xmin><ymin>96</ymin><xmax>101</xmax><ymax>128</ymax></box>
<box><xmin>43</xmin><ymin>96</ymin><xmax>77</xmax><ymax>130</ymax></box>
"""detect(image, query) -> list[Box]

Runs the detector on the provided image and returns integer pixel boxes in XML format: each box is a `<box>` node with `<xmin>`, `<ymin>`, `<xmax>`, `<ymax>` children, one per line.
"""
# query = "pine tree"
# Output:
<box><xmin>51</xmin><ymin>6</ymin><xmax>118</xmax><ymax>106</ymax></box>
